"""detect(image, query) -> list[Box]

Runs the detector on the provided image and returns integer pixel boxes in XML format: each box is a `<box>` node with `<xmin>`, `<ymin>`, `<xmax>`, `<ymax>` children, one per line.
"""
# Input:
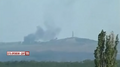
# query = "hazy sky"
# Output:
<box><xmin>0</xmin><ymin>0</ymin><xmax>120</xmax><ymax>42</ymax></box>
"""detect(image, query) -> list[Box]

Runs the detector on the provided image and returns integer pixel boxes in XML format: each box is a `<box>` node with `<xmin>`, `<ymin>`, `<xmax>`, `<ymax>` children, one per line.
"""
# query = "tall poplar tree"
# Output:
<box><xmin>94</xmin><ymin>30</ymin><xmax>119</xmax><ymax>67</ymax></box>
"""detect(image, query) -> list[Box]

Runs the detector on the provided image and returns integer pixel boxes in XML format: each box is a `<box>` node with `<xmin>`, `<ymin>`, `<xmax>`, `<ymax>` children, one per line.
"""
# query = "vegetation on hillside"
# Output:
<box><xmin>0</xmin><ymin>60</ymin><xmax>119</xmax><ymax>67</ymax></box>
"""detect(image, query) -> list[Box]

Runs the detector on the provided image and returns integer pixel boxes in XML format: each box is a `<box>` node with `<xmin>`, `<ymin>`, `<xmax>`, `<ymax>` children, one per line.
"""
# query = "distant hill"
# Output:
<box><xmin>0</xmin><ymin>37</ymin><xmax>119</xmax><ymax>61</ymax></box>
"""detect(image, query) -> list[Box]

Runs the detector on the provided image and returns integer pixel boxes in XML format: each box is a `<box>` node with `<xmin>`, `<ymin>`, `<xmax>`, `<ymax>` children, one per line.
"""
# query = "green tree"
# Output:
<box><xmin>94</xmin><ymin>30</ymin><xmax>119</xmax><ymax>67</ymax></box>
<box><xmin>94</xmin><ymin>30</ymin><xmax>106</xmax><ymax>67</ymax></box>
<box><xmin>105</xmin><ymin>32</ymin><xmax>119</xmax><ymax>67</ymax></box>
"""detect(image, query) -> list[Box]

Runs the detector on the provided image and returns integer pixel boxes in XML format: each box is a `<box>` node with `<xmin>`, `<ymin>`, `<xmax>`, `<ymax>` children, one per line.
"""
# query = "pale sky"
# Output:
<box><xmin>0</xmin><ymin>0</ymin><xmax>120</xmax><ymax>42</ymax></box>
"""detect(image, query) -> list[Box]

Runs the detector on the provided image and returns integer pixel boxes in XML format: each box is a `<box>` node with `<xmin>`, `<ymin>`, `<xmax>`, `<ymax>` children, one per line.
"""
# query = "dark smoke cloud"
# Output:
<box><xmin>35</xmin><ymin>26</ymin><xmax>44</xmax><ymax>39</ymax></box>
<box><xmin>23</xmin><ymin>34</ymin><xmax>36</xmax><ymax>44</ymax></box>
<box><xmin>23</xmin><ymin>21</ymin><xmax>61</xmax><ymax>43</ymax></box>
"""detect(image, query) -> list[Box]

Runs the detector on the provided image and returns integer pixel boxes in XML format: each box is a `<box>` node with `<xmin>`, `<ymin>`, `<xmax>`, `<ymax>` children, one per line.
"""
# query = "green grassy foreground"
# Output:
<box><xmin>0</xmin><ymin>60</ymin><xmax>120</xmax><ymax>67</ymax></box>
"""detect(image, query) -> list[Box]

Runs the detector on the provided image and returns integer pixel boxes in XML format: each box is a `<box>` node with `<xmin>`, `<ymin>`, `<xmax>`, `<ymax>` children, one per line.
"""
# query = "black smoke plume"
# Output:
<box><xmin>23</xmin><ymin>22</ymin><xmax>61</xmax><ymax>44</ymax></box>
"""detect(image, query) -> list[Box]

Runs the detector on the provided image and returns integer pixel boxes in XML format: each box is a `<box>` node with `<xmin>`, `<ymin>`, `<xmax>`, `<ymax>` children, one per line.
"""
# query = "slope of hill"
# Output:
<box><xmin>0</xmin><ymin>37</ymin><xmax>119</xmax><ymax>61</ymax></box>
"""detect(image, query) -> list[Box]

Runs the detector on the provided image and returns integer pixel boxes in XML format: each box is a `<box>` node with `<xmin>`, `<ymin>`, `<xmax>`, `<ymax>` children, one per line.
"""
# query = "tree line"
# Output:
<box><xmin>0</xmin><ymin>60</ymin><xmax>119</xmax><ymax>67</ymax></box>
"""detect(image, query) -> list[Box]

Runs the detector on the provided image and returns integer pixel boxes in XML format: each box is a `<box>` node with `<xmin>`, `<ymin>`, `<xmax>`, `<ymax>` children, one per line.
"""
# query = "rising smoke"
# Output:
<box><xmin>23</xmin><ymin>21</ymin><xmax>61</xmax><ymax>44</ymax></box>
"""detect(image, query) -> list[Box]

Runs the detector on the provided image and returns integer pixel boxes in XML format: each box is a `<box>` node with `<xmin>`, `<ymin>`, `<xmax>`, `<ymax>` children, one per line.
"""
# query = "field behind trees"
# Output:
<box><xmin>0</xmin><ymin>60</ymin><xmax>120</xmax><ymax>67</ymax></box>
